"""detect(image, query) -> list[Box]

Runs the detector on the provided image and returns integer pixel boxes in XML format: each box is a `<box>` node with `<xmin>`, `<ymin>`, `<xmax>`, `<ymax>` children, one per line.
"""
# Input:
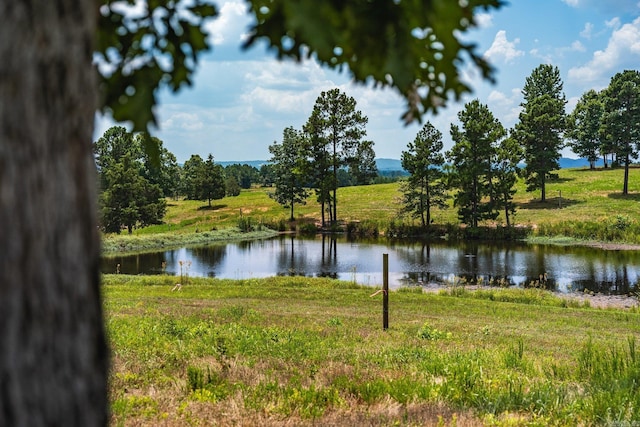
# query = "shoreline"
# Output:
<box><xmin>101</xmin><ymin>228</ymin><xmax>279</xmax><ymax>256</ymax></box>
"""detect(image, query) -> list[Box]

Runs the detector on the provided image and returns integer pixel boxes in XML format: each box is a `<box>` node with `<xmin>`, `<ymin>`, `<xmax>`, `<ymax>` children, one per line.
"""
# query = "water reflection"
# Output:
<box><xmin>101</xmin><ymin>235</ymin><xmax>640</xmax><ymax>295</ymax></box>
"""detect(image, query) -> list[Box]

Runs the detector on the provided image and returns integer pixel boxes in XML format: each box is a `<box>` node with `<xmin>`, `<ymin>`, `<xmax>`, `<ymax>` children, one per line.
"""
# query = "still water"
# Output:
<box><xmin>102</xmin><ymin>235</ymin><xmax>640</xmax><ymax>294</ymax></box>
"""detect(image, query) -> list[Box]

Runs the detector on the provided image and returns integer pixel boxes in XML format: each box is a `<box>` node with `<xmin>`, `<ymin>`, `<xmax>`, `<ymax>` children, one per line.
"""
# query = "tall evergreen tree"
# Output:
<box><xmin>201</xmin><ymin>154</ymin><xmax>226</xmax><ymax>207</ymax></box>
<box><xmin>99</xmin><ymin>154</ymin><xmax>166</xmax><ymax>234</ymax></box>
<box><xmin>566</xmin><ymin>89</ymin><xmax>604</xmax><ymax>170</ymax></box>
<box><xmin>448</xmin><ymin>100</ymin><xmax>505</xmax><ymax>228</ymax></box>
<box><xmin>492</xmin><ymin>134</ymin><xmax>522</xmax><ymax>227</ymax></box>
<box><xmin>269</xmin><ymin>127</ymin><xmax>309</xmax><ymax>221</ymax></box>
<box><xmin>400</xmin><ymin>122</ymin><xmax>448</xmax><ymax>228</ymax></box>
<box><xmin>303</xmin><ymin>107</ymin><xmax>332</xmax><ymax>227</ymax></box>
<box><xmin>303</xmin><ymin>88</ymin><xmax>368</xmax><ymax>227</ymax></box>
<box><xmin>349</xmin><ymin>140</ymin><xmax>378</xmax><ymax>185</ymax></box>
<box><xmin>601</xmin><ymin>70</ymin><xmax>640</xmax><ymax>194</ymax></box>
<box><xmin>515</xmin><ymin>64</ymin><xmax>566</xmax><ymax>201</ymax></box>
<box><xmin>182</xmin><ymin>154</ymin><xmax>205</xmax><ymax>200</ymax></box>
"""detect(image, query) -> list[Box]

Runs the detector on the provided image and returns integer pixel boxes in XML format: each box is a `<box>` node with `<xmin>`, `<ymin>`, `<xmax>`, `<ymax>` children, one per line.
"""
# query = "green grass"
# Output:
<box><xmin>102</xmin><ymin>227</ymin><xmax>278</xmax><ymax>255</ymax></box>
<box><xmin>105</xmin><ymin>274</ymin><xmax>640</xmax><ymax>426</ymax></box>
<box><xmin>103</xmin><ymin>166</ymin><xmax>640</xmax><ymax>254</ymax></box>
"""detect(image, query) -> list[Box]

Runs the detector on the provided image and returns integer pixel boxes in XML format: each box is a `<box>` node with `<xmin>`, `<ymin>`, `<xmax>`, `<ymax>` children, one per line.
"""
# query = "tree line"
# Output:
<box><xmin>93</xmin><ymin>126</ymin><xmax>264</xmax><ymax>233</ymax></box>
<box><xmin>95</xmin><ymin>67</ymin><xmax>639</xmax><ymax>234</ymax></box>
<box><xmin>268</xmin><ymin>88</ymin><xmax>378</xmax><ymax>226</ymax></box>
<box><xmin>94</xmin><ymin>95</ymin><xmax>380</xmax><ymax>234</ymax></box>
<box><xmin>397</xmin><ymin>66</ymin><xmax>640</xmax><ymax>230</ymax></box>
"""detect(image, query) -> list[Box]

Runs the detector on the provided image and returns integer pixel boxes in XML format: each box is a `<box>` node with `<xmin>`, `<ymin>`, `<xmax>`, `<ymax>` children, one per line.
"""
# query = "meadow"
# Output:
<box><xmin>103</xmin><ymin>166</ymin><xmax>640</xmax><ymax>254</ymax></box>
<box><xmin>105</xmin><ymin>166</ymin><xmax>640</xmax><ymax>425</ymax></box>
<box><xmin>105</xmin><ymin>274</ymin><xmax>640</xmax><ymax>426</ymax></box>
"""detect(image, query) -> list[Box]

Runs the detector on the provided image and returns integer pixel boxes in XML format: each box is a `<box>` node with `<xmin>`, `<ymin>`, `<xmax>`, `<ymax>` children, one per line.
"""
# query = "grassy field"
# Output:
<box><xmin>104</xmin><ymin>166</ymin><xmax>640</xmax><ymax>254</ymax></box>
<box><xmin>103</xmin><ymin>167</ymin><xmax>640</xmax><ymax>425</ymax></box>
<box><xmin>105</xmin><ymin>274</ymin><xmax>640</xmax><ymax>426</ymax></box>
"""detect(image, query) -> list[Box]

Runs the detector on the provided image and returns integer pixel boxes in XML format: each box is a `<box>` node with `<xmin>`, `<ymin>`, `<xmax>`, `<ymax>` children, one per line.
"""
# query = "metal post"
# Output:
<box><xmin>383</xmin><ymin>253</ymin><xmax>389</xmax><ymax>330</ymax></box>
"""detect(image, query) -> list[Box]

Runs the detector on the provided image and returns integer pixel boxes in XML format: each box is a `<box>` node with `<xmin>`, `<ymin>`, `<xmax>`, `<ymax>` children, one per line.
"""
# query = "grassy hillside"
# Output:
<box><xmin>105</xmin><ymin>275</ymin><xmax>640</xmax><ymax>426</ymax></box>
<box><xmin>103</xmin><ymin>166</ymin><xmax>640</xmax><ymax>253</ymax></box>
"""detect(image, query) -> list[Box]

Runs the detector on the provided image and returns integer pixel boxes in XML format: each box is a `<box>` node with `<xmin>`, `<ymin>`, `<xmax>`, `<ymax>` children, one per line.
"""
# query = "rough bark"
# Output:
<box><xmin>0</xmin><ymin>1</ymin><xmax>108</xmax><ymax>425</ymax></box>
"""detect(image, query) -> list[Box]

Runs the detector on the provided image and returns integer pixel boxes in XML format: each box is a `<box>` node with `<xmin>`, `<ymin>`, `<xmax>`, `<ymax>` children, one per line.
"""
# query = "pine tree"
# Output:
<box><xmin>515</xmin><ymin>64</ymin><xmax>566</xmax><ymax>201</ymax></box>
<box><xmin>566</xmin><ymin>90</ymin><xmax>604</xmax><ymax>170</ymax></box>
<box><xmin>349</xmin><ymin>140</ymin><xmax>378</xmax><ymax>185</ymax></box>
<box><xmin>601</xmin><ymin>70</ymin><xmax>640</xmax><ymax>194</ymax></box>
<box><xmin>400</xmin><ymin>122</ymin><xmax>448</xmax><ymax>229</ymax></box>
<box><xmin>492</xmin><ymin>134</ymin><xmax>522</xmax><ymax>227</ymax></box>
<box><xmin>268</xmin><ymin>127</ymin><xmax>309</xmax><ymax>221</ymax></box>
<box><xmin>303</xmin><ymin>88</ymin><xmax>368</xmax><ymax>227</ymax></box>
<box><xmin>448</xmin><ymin>100</ymin><xmax>505</xmax><ymax>227</ymax></box>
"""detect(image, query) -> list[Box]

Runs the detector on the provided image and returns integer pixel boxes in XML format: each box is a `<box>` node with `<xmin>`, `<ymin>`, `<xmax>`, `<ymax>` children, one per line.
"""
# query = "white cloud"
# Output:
<box><xmin>568</xmin><ymin>16</ymin><xmax>640</xmax><ymax>84</ymax></box>
<box><xmin>484</xmin><ymin>30</ymin><xmax>524</xmax><ymax>64</ymax></box>
<box><xmin>571</xmin><ymin>40</ymin><xmax>587</xmax><ymax>52</ymax></box>
<box><xmin>474</xmin><ymin>13</ymin><xmax>494</xmax><ymax>29</ymax></box>
<box><xmin>206</xmin><ymin>0</ymin><xmax>249</xmax><ymax>46</ymax></box>
<box><xmin>487</xmin><ymin>88</ymin><xmax>522</xmax><ymax>125</ymax></box>
<box><xmin>562</xmin><ymin>0</ymin><xmax>580</xmax><ymax>6</ymax></box>
<box><xmin>529</xmin><ymin>48</ymin><xmax>553</xmax><ymax>64</ymax></box>
<box><xmin>580</xmin><ymin>22</ymin><xmax>594</xmax><ymax>39</ymax></box>
<box><xmin>606</xmin><ymin>17</ymin><xmax>621</xmax><ymax>29</ymax></box>
<box><xmin>161</xmin><ymin>111</ymin><xmax>204</xmax><ymax>131</ymax></box>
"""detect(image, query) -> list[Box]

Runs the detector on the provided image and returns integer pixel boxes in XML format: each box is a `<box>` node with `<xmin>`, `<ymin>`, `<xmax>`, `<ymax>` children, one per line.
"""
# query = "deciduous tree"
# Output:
<box><xmin>182</xmin><ymin>154</ymin><xmax>225</xmax><ymax>207</ymax></box>
<box><xmin>243</xmin><ymin>0</ymin><xmax>504</xmax><ymax>123</ymax></box>
<box><xmin>225</xmin><ymin>164</ymin><xmax>261</xmax><ymax>189</ymax></box>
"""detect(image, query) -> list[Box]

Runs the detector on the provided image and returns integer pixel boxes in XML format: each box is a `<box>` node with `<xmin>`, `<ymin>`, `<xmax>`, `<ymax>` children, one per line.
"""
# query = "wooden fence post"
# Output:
<box><xmin>383</xmin><ymin>253</ymin><xmax>389</xmax><ymax>330</ymax></box>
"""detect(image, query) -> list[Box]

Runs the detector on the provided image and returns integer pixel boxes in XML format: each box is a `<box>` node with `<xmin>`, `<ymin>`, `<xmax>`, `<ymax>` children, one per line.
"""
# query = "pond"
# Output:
<box><xmin>102</xmin><ymin>235</ymin><xmax>640</xmax><ymax>295</ymax></box>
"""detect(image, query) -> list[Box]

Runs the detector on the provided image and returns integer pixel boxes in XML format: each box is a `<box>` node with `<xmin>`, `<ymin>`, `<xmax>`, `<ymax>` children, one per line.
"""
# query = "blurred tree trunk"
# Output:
<box><xmin>0</xmin><ymin>1</ymin><xmax>108</xmax><ymax>425</ymax></box>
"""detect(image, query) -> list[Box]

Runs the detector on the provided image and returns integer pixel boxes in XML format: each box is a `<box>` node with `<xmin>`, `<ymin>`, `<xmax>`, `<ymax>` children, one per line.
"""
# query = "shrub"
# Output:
<box><xmin>237</xmin><ymin>216</ymin><xmax>253</xmax><ymax>232</ymax></box>
<box><xmin>298</xmin><ymin>222</ymin><xmax>318</xmax><ymax>235</ymax></box>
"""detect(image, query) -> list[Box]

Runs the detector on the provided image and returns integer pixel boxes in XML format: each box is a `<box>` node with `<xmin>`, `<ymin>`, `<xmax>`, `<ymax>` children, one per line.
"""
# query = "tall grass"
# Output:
<box><xmin>104</xmin><ymin>274</ymin><xmax>640</xmax><ymax>426</ymax></box>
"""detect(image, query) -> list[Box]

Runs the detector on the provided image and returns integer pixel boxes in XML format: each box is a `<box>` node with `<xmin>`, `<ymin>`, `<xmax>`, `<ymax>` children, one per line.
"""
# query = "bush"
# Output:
<box><xmin>238</xmin><ymin>216</ymin><xmax>253</xmax><ymax>232</ymax></box>
<box><xmin>346</xmin><ymin>220</ymin><xmax>379</xmax><ymax>237</ymax></box>
<box><xmin>298</xmin><ymin>222</ymin><xmax>318</xmax><ymax>235</ymax></box>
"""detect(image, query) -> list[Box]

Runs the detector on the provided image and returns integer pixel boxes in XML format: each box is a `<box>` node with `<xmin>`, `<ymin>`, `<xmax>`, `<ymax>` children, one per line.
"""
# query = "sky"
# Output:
<box><xmin>95</xmin><ymin>0</ymin><xmax>640</xmax><ymax>163</ymax></box>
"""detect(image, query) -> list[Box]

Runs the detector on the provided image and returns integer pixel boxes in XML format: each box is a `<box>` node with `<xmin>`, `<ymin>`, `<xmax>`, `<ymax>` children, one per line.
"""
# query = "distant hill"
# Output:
<box><xmin>558</xmin><ymin>158</ymin><xmax>604</xmax><ymax>169</ymax></box>
<box><xmin>375</xmin><ymin>158</ymin><xmax>404</xmax><ymax>172</ymax></box>
<box><xmin>218</xmin><ymin>160</ymin><xmax>268</xmax><ymax>169</ymax></box>
<box><xmin>218</xmin><ymin>158</ymin><xmax>600</xmax><ymax>171</ymax></box>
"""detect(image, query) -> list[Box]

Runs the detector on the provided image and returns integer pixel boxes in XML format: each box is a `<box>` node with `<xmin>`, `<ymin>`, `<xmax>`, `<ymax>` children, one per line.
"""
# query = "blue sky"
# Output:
<box><xmin>95</xmin><ymin>0</ymin><xmax>640</xmax><ymax>162</ymax></box>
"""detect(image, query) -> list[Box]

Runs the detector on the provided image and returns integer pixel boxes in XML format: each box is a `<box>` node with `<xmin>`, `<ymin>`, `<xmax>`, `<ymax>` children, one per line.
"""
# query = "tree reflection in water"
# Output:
<box><xmin>102</xmin><ymin>236</ymin><xmax>640</xmax><ymax>295</ymax></box>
